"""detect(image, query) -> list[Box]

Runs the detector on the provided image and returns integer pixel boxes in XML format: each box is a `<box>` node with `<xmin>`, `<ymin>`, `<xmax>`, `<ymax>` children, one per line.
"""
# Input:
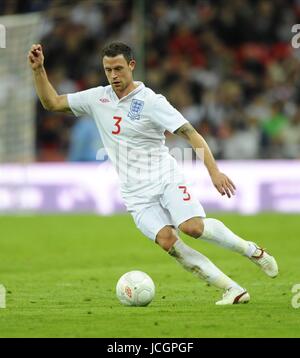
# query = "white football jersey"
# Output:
<box><xmin>67</xmin><ymin>82</ymin><xmax>188</xmax><ymax>196</ymax></box>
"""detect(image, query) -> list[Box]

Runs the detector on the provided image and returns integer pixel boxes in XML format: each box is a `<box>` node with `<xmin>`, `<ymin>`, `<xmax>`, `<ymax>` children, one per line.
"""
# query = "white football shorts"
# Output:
<box><xmin>124</xmin><ymin>180</ymin><xmax>206</xmax><ymax>241</ymax></box>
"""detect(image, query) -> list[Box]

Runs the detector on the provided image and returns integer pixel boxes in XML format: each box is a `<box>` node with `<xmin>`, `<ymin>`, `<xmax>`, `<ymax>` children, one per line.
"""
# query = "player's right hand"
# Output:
<box><xmin>28</xmin><ymin>44</ymin><xmax>44</xmax><ymax>71</ymax></box>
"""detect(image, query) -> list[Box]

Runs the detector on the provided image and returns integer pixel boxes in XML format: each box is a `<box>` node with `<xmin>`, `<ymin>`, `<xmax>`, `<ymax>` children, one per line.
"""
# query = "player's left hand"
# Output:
<box><xmin>210</xmin><ymin>172</ymin><xmax>236</xmax><ymax>198</ymax></box>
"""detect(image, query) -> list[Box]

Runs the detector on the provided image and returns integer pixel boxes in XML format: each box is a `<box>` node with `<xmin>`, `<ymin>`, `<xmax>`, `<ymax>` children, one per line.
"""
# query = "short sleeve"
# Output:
<box><xmin>151</xmin><ymin>94</ymin><xmax>188</xmax><ymax>133</ymax></box>
<box><xmin>67</xmin><ymin>87</ymin><xmax>99</xmax><ymax>117</ymax></box>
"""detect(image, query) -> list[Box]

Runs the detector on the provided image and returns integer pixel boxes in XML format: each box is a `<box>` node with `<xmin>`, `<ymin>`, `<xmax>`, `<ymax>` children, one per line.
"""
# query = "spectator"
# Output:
<box><xmin>261</xmin><ymin>101</ymin><xmax>288</xmax><ymax>157</ymax></box>
<box><xmin>281</xmin><ymin>108</ymin><xmax>300</xmax><ymax>159</ymax></box>
<box><xmin>68</xmin><ymin>116</ymin><xmax>107</xmax><ymax>162</ymax></box>
<box><xmin>2</xmin><ymin>0</ymin><xmax>299</xmax><ymax>161</ymax></box>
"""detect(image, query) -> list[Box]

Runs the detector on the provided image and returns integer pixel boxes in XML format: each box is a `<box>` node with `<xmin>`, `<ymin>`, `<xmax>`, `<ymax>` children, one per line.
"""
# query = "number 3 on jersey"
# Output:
<box><xmin>112</xmin><ymin>116</ymin><xmax>122</xmax><ymax>135</ymax></box>
<box><xmin>179</xmin><ymin>185</ymin><xmax>191</xmax><ymax>201</ymax></box>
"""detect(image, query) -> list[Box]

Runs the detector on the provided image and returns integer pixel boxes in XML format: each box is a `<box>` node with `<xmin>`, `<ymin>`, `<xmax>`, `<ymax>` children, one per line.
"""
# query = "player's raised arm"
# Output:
<box><xmin>174</xmin><ymin>122</ymin><xmax>236</xmax><ymax>198</ymax></box>
<box><xmin>28</xmin><ymin>44</ymin><xmax>71</xmax><ymax>113</ymax></box>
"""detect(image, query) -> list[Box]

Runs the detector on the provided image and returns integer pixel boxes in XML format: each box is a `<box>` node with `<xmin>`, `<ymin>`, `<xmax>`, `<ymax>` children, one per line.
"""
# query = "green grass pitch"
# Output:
<box><xmin>0</xmin><ymin>213</ymin><xmax>299</xmax><ymax>338</ymax></box>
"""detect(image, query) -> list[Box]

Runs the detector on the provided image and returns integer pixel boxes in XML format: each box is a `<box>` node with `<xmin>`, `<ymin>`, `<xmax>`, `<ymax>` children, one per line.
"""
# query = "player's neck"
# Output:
<box><xmin>115</xmin><ymin>81</ymin><xmax>138</xmax><ymax>99</ymax></box>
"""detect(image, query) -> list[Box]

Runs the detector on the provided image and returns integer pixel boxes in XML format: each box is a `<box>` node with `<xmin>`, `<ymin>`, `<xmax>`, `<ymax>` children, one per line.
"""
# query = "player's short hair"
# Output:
<box><xmin>101</xmin><ymin>42</ymin><xmax>134</xmax><ymax>64</ymax></box>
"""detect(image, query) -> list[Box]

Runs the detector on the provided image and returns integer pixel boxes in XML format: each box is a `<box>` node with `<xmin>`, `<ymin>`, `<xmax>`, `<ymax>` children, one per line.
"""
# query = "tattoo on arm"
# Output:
<box><xmin>174</xmin><ymin>123</ymin><xmax>196</xmax><ymax>139</ymax></box>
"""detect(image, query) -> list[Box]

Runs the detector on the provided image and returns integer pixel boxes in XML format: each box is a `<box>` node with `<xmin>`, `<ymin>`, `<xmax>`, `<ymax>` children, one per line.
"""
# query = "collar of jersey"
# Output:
<box><xmin>110</xmin><ymin>81</ymin><xmax>145</xmax><ymax>103</ymax></box>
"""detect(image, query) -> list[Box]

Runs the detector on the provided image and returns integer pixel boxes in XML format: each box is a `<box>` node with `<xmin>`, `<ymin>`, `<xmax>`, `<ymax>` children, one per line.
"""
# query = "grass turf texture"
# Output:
<box><xmin>0</xmin><ymin>213</ymin><xmax>299</xmax><ymax>338</ymax></box>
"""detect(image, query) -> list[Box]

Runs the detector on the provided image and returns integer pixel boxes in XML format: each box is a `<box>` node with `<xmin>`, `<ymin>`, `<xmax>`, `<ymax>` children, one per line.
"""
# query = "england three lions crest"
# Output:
<box><xmin>128</xmin><ymin>99</ymin><xmax>144</xmax><ymax>120</ymax></box>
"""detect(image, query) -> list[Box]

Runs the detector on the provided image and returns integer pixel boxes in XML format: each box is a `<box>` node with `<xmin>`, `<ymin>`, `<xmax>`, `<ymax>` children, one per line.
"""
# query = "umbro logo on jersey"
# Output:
<box><xmin>128</xmin><ymin>99</ymin><xmax>144</xmax><ymax>120</ymax></box>
<box><xmin>99</xmin><ymin>98</ymin><xmax>110</xmax><ymax>103</ymax></box>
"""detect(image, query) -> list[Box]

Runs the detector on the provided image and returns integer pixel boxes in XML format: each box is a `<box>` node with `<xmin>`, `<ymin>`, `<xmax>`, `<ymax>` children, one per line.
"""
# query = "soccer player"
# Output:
<box><xmin>28</xmin><ymin>42</ymin><xmax>278</xmax><ymax>305</ymax></box>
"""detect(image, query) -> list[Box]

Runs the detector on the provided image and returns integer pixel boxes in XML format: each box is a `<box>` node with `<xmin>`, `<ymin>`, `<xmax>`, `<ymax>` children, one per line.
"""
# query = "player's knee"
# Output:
<box><xmin>179</xmin><ymin>217</ymin><xmax>204</xmax><ymax>238</ymax></box>
<box><xmin>155</xmin><ymin>226</ymin><xmax>178</xmax><ymax>252</ymax></box>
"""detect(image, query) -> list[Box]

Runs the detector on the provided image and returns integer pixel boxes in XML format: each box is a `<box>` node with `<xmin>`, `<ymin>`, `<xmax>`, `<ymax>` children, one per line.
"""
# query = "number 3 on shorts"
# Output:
<box><xmin>178</xmin><ymin>185</ymin><xmax>191</xmax><ymax>201</ymax></box>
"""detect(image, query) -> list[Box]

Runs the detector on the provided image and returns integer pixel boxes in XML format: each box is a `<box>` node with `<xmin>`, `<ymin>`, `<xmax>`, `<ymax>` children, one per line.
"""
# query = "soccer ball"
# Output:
<box><xmin>116</xmin><ymin>270</ymin><xmax>155</xmax><ymax>306</ymax></box>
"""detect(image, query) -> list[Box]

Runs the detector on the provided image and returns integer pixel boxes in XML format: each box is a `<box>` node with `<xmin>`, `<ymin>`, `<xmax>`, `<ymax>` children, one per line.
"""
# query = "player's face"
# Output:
<box><xmin>103</xmin><ymin>55</ymin><xmax>135</xmax><ymax>94</ymax></box>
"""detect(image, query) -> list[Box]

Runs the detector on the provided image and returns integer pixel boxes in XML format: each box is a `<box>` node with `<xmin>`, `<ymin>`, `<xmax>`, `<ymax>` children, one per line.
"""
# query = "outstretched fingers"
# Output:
<box><xmin>215</xmin><ymin>175</ymin><xmax>236</xmax><ymax>198</ymax></box>
<box><xmin>223</xmin><ymin>178</ymin><xmax>236</xmax><ymax>198</ymax></box>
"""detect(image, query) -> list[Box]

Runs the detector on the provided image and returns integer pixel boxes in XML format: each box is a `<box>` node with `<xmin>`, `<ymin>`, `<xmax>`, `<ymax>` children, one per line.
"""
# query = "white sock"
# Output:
<box><xmin>169</xmin><ymin>239</ymin><xmax>242</xmax><ymax>291</ymax></box>
<box><xmin>201</xmin><ymin>218</ymin><xmax>256</xmax><ymax>257</ymax></box>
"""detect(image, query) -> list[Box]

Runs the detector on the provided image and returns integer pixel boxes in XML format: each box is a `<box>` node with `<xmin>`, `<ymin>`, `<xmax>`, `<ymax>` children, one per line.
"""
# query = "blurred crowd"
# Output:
<box><xmin>1</xmin><ymin>0</ymin><xmax>300</xmax><ymax>161</ymax></box>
